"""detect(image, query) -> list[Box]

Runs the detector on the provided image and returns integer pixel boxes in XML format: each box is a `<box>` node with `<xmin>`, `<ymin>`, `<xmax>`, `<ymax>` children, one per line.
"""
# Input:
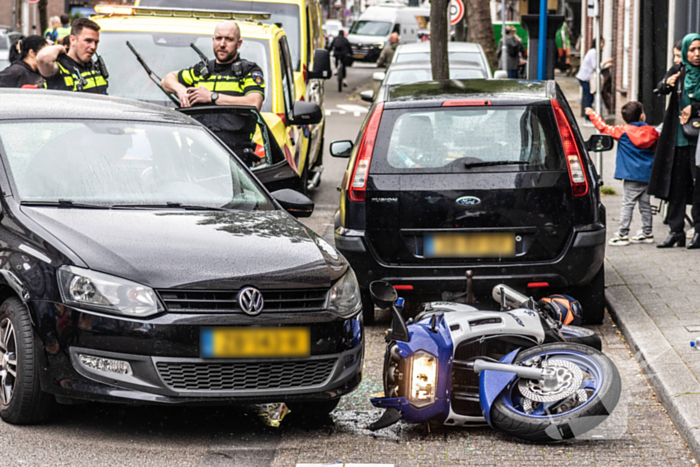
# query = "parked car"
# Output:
<box><xmin>0</xmin><ymin>26</ymin><xmax>22</xmax><ymax>72</ymax></box>
<box><xmin>360</xmin><ymin>61</ymin><xmax>486</xmax><ymax>103</ymax></box>
<box><xmin>390</xmin><ymin>42</ymin><xmax>493</xmax><ymax>78</ymax></box>
<box><xmin>0</xmin><ymin>90</ymin><xmax>363</xmax><ymax>424</ymax></box>
<box><xmin>331</xmin><ymin>79</ymin><xmax>613</xmax><ymax>325</ymax></box>
<box><xmin>347</xmin><ymin>5</ymin><xmax>430</xmax><ymax>62</ymax></box>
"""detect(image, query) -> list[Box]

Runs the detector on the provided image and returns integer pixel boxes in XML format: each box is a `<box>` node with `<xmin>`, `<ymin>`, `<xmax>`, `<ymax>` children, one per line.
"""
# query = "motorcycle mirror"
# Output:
<box><xmin>369</xmin><ymin>281</ymin><xmax>397</xmax><ymax>309</ymax></box>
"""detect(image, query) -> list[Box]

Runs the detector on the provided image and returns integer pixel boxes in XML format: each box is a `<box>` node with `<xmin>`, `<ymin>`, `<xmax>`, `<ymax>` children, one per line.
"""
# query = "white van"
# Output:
<box><xmin>346</xmin><ymin>4</ymin><xmax>430</xmax><ymax>62</ymax></box>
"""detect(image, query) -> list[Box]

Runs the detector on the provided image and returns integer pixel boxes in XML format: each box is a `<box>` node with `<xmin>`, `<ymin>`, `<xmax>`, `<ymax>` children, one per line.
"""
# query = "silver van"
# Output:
<box><xmin>347</xmin><ymin>4</ymin><xmax>429</xmax><ymax>62</ymax></box>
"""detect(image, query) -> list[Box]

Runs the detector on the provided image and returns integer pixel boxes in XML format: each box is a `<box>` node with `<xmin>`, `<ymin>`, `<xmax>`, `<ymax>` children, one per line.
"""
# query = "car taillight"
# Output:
<box><xmin>441</xmin><ymin>100</ymin><xmax>492</xmax><ymax>107</ymax></box>
<box><xmin>348</xmin><ymin>103</ymin><xmax>384</xmax><ymax>202</ymax></box>
<box><xmin>551</xmin><ymin>99</ymin><xmax>588</xmax><ymax>197</ymax></box>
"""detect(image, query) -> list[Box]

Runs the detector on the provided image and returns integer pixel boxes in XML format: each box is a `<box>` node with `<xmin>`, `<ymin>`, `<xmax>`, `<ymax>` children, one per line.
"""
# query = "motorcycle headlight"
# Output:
<box><xmin>57</xmin><ymin>266</ymin><xmax>163</xmax><ymax>318</ymax></box>
<box><xmin>327</xmin><ymin>269</ymin><xmax>361</xmax><ymax>318</ymax></box>
<box><xmin>408</xmin><ymin>350</ymin><xmax>438</xmax><ymax>407</ymax></box>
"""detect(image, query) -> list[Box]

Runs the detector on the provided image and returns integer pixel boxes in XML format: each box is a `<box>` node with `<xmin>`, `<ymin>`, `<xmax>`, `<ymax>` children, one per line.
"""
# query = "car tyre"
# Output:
<box><xmin>0</xmin><ymin>297</ymin><xmax>52</xmax><ymax>425</ymax></box>
<box><xmin>361</xmin><ymin>289</ymin><xmax>376</xmax><ymax>325</ymax></box>
<box><xmin>571</xmin><ymin>266</ymin><xmax>605</xmax><ymax>325</ymax></box>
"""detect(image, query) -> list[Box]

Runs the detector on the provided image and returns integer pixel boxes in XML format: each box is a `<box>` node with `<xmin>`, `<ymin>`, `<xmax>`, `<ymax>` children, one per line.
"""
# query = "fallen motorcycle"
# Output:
<box><xmin>367</xmin><ymin>279</ymin><xmax>621</xmax><ymax>442</ymax></box>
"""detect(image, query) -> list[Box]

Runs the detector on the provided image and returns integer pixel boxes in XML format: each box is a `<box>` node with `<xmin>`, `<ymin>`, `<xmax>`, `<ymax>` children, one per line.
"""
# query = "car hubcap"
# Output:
<box><xmin>0</xmin><ymin>319</ymin><xmax>17</xmax><ymax>405</ymax></box>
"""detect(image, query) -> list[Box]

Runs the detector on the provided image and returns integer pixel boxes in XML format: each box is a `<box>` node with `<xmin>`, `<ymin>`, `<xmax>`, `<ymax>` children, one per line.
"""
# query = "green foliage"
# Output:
<box><xmin>600</xmin><ymin>186</ymin><xmax>617</xmax><ymax>195</ymax></box>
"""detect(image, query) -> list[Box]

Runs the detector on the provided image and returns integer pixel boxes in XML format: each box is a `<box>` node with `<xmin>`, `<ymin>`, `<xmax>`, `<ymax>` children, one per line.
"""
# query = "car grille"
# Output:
<box><xmin>156</xmin><ymin>289</ymin><xmax>328</xmax><ymax>313</ymax></box>
<box><xmin>155</xmin><ymin>358</ymin><xmax>337</xmax><ymax>392</ymax></box>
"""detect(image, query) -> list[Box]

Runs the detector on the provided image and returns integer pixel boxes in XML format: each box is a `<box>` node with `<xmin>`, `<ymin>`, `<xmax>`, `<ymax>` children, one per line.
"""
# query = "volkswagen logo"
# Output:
<box><xmin>238</xmin><ymin>287</ymin><xmax>264</xmax><ymax>316</ymax></box>
<box><xmin>456</xmin><ymin>196</ymin><xmax>481</xmax><ymax>206</ymax></box>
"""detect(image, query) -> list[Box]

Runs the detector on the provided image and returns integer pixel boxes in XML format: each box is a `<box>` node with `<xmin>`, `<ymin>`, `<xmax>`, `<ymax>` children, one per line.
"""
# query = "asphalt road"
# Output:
<box><xmin>0</xmin><ymin>66</ymin><xmax>696</xmax><ymax>467</ymax></box>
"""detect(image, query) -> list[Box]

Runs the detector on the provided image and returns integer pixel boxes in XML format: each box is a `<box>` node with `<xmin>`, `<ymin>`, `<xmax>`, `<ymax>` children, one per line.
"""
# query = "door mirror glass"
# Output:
<box><xmin>360</xmin><ymin>90</ymin><xmax>375</xmax><ymax>102</ymax></box>
<box><xmin>330</xmin><ymin>140</ymin><xmax>354</xmax><ymax>157</ymax></box>
<box><xmin>271</xmin><ymin>188</ymin><xmax>314</xmax><ymax>217</ymax></box>
<box><xmin>585</xmin><ymin>134</ymin><xmax>614</xmax><ymax>152</ymax></box>
<box><xmin>373</xmin><ymin>71</ymin><xmax>386</xmax><ymax>82</ymax></box>
<box><xmin>289</xmin><ymin>101</ymin><xmax>323</xmax><ymax>126</ymax></box>
<box><xmin>308</xmin><ymin>48</ymin><xmax>332</xmax><ymax>80</ymax></box>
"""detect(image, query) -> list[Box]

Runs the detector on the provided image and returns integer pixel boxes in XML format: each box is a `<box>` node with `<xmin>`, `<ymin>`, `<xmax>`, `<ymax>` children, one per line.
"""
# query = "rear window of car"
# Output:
<box><xmin>370</xmin><ymin>106</ymin><xmax>562</xmax><ymax>174</ymax></box>
<box><xmin>395</xmin><ymin>51</ymin><xmax>481</xmax><ymax>64</ymax></box>
<box><xmin>386</xmin><ymin>68</ymin><xmax>484</xmax><ymax>85</ymax></box>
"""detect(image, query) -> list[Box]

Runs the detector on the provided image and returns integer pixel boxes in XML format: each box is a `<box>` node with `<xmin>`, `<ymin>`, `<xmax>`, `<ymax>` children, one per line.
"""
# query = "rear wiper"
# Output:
<box><xmin>20</xmin><ymin>200</ymin><xmax>109</xmax><ymax>209</ymax></box>
<box><xmin>111</xmin><ymin>202</ymin><xmax>228</xmax><ymax>211</ymax></box>
<box><xmin>463</xmin><ymin>160</ymin><xmax>529</xmax><ymax>168</ymax></box>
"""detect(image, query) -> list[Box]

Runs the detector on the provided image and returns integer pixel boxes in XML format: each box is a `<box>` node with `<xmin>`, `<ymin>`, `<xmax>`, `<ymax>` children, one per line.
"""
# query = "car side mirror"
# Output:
<box><xmin>308</xmin><ymin>48</ymin><xmax>332</xmax><ymax>80</ymax></box>
<box><xmin>585</xmin><ymin>134</ymin><xmax>614</xmax><ymax>152</ymax></box>
<box><xmin>360</xmin><ymin>90</ymin><xmax>375</xmax><ymax>102</ymax></box>
<box><xmin>271</xmin><ymin>189</ymin><xmax>314</xmax><ymax>218</ymax></box>
<box><xmin>330</xmin><ymin>140</ymin><xmax>353</xmax><ymax>157</ymax></box>
<box><xmin>373</xmin><ymin>71</ymin><xmax>386</xmax><ymax>82</ymax></box>
<box><xmin>493</xmin><ymin>70</ymin><xmax>509</xmax><ymax>79</ymax></box>
<box><xmin>289</xmin><ymin>101</ymin><xmax>323</xmax><ymax>126</ymax></box>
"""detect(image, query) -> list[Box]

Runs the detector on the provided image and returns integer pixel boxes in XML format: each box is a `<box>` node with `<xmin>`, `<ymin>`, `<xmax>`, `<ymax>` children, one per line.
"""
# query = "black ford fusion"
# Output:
<box><xmin>0</xmin><ymin>90</ymin><xmax>363</xmax><ymax>424</ymax></box>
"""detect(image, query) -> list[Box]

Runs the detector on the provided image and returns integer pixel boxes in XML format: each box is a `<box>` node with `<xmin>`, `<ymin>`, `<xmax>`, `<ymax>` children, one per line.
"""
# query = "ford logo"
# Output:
<box><xmin>456</xmin><ymin>196</ymin><xmax>481</xmax><ymax>206</ymax></box>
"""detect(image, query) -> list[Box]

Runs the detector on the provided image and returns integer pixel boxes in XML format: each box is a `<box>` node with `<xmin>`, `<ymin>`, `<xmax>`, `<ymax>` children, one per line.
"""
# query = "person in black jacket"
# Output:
<box><xmin>0</xmin><ymin>35</ymin><xmax>47</xmax><ymax>88</ymax></box>
<box><xmin>649</xmin><ymin>34</ymin><xmax>700</xmax><ymax>248</ymax></box>
<box><xmin>330</xmin><ymin>30</ymin><xmax>352</xmax><ymax>87</ymax></box>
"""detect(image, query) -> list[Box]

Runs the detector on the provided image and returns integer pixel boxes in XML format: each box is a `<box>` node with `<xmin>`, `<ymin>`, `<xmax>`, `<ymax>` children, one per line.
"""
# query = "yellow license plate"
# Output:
<box><xmin>200</xmin><ymin>327</ymin><xmax>310</xmax><ymax>358</ymax></box>
<box><xmin>354</xmin><ymin>54</ymin><xmax>363</xmax><ymax>59</ymax></box>
<box><xmin>425</xmin><ymin>233</ymin><xmax>516</xmax><ymax>257</ymax></box>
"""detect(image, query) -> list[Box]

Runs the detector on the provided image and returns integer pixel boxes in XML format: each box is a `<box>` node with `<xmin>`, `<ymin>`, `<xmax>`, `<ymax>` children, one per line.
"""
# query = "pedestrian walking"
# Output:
<box><xmin>37</xmin><ymin>18</ymin><xmax>108</xmax><ymax>94</ymax></box>
<box><xmin>376</xmin><ymin>32</ymin><xmax>399</xmax><ymax>68</ymax></box>
<box><xmin>576</xmin><ymin>39</ymin><xmax>612</xmax><ymax>125</ymax></box>
<box><xmin>497</xmin><ymin>26</ymin><xmax>525</xmax><ymax>79</ymax></box>
<box><xmin>44</xmin><ymin>16</ymin><xmax>60</xmax><ymax>44</ymax></box>
<box><xmin>0</xmin><ymin>36</ymin><xmax>47</xmax><ymax>88</ymax></box>
<box><xmin>586</xmin><ymin>102</ymin><xmax>659</xmax><ymax>245</ymax></box>
<box><xmin>649</xmin><ymin>33</ymin><xmax>700</xmax><ymax>248</ymax></box>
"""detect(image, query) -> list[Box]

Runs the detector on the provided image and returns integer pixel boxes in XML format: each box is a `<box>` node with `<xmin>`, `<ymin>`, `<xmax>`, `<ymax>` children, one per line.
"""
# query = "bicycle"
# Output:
<box><xmin>336</xmin><ymin>57</ymin><xmax>345</xmax><ymax>92</ymax></box>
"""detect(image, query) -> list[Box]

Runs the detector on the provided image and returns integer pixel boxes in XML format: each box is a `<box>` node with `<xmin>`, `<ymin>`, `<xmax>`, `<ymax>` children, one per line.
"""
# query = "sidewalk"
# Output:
<box><xmin>558</xmin><ymin>74</ymin><xmax>700</xmax><ymax>460</ymax></box>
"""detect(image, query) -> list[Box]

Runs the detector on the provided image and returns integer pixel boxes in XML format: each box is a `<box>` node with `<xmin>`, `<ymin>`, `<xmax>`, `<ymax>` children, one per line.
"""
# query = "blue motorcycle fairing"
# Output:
<box><xmin>370</xmin><ymin>313</ymin><xmax>454</xmax><ymax>424</ymax></box>
<box><xmin>479</xmin><ymin>348</ymin><xmax>521</xmax><ymax>427</ymax></box>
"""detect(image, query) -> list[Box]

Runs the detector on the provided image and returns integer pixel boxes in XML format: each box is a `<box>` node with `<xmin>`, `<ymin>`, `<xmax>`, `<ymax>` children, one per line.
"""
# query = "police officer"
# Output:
<box><xmin>162</xmin><ymin>21</ymin><xmax>265</xmax><ymax>165</ymax></box>
<box><xmin>37</xmin><ymin>18</ymin><xmax>108</xmax><ymax>94</ymax></box>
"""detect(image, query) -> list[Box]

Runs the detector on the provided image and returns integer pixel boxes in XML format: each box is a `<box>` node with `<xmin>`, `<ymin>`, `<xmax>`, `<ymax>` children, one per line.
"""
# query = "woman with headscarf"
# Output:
<box><xmin>649</xmin><ymin>34</ymin><xmax>700</xmax><ymax>248</ymax></box>
<box><xmin>0</xmin><ymin>35</ymin><xmax>47</xmax><ymax>88</ymax></box>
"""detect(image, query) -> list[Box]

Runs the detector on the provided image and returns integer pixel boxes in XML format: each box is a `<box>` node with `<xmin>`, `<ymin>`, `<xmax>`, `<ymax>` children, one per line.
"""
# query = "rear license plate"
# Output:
<box><xmin>200</xmin><ymin>327</ymin><xmax>310</xmax><ymax>358</ymax></box>
<box><xmin>354</xmin><ymin>54</ymin><xmax>363</xmax><ymax>59</ymax></box>
<box><xmin>425</xmin><ymin>233</ymin><xmax>516</xmax><ymax>258</ymax></box>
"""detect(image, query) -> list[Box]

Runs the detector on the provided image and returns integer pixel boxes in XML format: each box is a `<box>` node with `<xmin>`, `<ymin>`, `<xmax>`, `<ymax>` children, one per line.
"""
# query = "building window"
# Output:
<box><xmin>622</xmin><ymin>0</ymin><xmax>631</xmax><ymax>89</ymax></box>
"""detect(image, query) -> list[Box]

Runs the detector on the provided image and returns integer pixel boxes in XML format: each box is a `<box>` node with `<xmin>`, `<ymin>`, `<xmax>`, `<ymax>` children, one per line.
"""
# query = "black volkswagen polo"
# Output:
<box><xmin>0</xmin><ymin>90</ymin><xmax>363</xmax><ymax>424</ymax></box>
<box><xmin>332</xmin><ymin>80</ymin><xmax>613</xmax><ymax>325</ymax></box>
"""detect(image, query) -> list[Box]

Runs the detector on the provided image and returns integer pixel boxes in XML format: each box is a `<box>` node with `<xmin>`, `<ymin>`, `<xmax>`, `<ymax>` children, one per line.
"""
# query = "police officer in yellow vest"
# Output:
<box><xmin>162</xmin><ymin>21</ymin><xmax>265</xmax><ymax>165</ymax></box>
<box><xmin>37</xmin><ymin>18</ymin><xmax>107</xmax><ymax>94</ymax></box>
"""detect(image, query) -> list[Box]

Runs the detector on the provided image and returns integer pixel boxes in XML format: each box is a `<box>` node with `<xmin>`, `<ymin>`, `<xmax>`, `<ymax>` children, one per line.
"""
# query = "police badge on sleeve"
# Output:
<box><xmin>252</xmin><ymin>71</ymin><xmax>264</xmax><ymax>85</ymax></box>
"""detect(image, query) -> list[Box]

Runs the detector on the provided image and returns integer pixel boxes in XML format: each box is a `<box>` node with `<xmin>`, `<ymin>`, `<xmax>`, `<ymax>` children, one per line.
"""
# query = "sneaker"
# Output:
<box><xmin>688</xmin><ymin>227</ymin><xmax>695</xmax><ymax>239</ymax></box>
<box><xmin>608</xmin><ymin>234</ymin><xmax>630</xmax><ymax>246</ymax></box>
<box><xmin>630</xmin><ymin>232</ymin><xmax>655</xmax><ymax>244</ymax></box>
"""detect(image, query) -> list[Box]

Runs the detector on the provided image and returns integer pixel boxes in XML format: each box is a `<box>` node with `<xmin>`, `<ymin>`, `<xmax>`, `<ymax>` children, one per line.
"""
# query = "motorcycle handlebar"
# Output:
<box><xmin>492</xmin><ymin>284</ymin><xmax>530</xmax><ymax>309</ymax></box>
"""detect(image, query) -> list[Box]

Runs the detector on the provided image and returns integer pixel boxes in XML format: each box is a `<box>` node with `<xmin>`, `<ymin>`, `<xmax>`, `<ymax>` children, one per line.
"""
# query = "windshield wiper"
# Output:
<box><xmin>463</xmin><ymin>160</ymin><xmax>530</xmax><ymax>168</ymax></box>
<box><xmin>20</xmin><ymin>200</ymin><xmax>109</xmax><ymax>209</ymax></box>
<box><xmin>111</xmin><ymin>202</ymin><xmax>228</xmax><ymax>211</ymax></box>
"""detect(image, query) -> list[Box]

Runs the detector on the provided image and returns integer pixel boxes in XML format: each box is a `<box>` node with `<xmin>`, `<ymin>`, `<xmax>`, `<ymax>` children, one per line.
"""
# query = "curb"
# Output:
<box><xmin>605</xmin><ymin>263</ymin><xmax>700</xmax><ymax>460</ymax></box>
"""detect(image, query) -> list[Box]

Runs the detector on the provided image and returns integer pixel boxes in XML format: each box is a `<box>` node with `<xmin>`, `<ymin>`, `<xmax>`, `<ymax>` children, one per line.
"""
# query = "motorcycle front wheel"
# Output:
<box><xmin>490</xmin><ymin>343</ymin><xmax>621</xmax><ymax>442</ymax></box>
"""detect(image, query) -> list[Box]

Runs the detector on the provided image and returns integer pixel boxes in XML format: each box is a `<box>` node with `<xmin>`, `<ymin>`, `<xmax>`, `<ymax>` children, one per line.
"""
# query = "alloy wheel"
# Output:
<box><xmin>0</xmin><ymin>318</ymin><xmax>17</xmax><ymax>405</ymax></box>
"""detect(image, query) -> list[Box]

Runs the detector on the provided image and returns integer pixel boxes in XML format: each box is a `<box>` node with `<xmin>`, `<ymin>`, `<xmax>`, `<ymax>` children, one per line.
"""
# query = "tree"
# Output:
<box><xmin>466</xmin><ymin>0</ymin><xmax>497</xmax><ymax>72</ymax></box>
<box><xmin>430</xmin><ymin>0</ymin><xmax>450</xmax><ymax>80</ymax></box>
<box><xmin>39</xmin><ymin>0</ymin><xmax>48</xmax><ymax>35</ymax></box>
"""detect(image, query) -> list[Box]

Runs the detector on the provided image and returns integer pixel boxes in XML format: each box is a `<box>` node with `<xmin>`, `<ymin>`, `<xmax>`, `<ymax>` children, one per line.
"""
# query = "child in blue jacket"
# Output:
<box><xmin>585</xmin><ymin>102</ymin><xmax>660</xmax><ymax>246</ymax></box>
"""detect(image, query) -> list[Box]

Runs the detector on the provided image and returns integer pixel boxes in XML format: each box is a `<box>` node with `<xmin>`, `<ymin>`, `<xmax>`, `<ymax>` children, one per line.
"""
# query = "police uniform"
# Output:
<box><xmin>44</xmin><ymin>54</ymin><xmax>108</xmax><ymax>94</ymax></box>
<box><xmin>177</xmin><ymin>56</ymin><xmax>264</xmax><ymax>159</ymax></box>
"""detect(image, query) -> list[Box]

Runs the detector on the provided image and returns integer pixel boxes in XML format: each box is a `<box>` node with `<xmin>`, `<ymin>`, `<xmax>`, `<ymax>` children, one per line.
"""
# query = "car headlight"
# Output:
<box><xmin>57</xmin><ymin>265</ymin><xmax>163</xmax><ymax>317</ymax></box>
<box><xmin>374</xmin><ymin>42</ymin><xmax>385</xmax><ymax>49</ymax></box>
<box><xmin>327</xmin><ymin>268</ymin><xmax>361</xmax><ymax>318</ymax></box>
<box><xmin>408</xmin><ymin>350</ymin><xmax>438</xmax><ymax>407</ymax></box>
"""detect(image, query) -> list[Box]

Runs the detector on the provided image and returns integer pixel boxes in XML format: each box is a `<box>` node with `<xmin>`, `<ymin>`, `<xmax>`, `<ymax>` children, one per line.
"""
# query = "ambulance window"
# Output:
<box><xmin>279</xmin><ymin>37</ymin><xmax>296</xmax><ymax>118</ymax></box>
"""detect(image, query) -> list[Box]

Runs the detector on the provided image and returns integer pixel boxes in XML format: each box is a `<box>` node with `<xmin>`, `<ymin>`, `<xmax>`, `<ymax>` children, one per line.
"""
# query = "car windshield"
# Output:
<box><xmin>0</xmin><ymin>121</ymin><xmax>271</xmax><ymax>210</ymax></box>
<box><xmin>385</xmin><ymin>68</ymin><xmax>484</xmax><ymax>85</ymax></box>
<box><xmin>395</xmin><ymin>51</ymin><xmax>482</xmax><ymax>64</ymax></box>
<box><xmin>98</xmin><ymin>31</ymin><xmax>271</xmax><ymax>110</ymax></box>
<box><xmin>136</xmin><ymin>0</ymin><xmax>302</xmax><ymax>71</ymax></box>
<box><xmin>373</xmin><ymin>106</ymin><xmax>561</xmax><ymax>173</ymax></box>
<box><xmin>349</xmin><ymin>21</ymin><xmax>392</xmax><ymax>37</ymax></box>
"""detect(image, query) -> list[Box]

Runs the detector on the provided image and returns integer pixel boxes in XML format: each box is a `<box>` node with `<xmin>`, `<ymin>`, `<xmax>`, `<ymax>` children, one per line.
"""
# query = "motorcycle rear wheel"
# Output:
<box><xmin>490</xmin><ymin>343</ymin><xmax>621</xmax><ymax>442</ymax></box>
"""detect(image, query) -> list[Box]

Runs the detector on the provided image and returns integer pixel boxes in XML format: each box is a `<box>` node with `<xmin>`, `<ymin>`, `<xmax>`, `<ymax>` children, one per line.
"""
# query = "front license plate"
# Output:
<box><xmin>425</xmin><ymin>233</ymin><xmax>516</xmax><ymax>257</ymax></box>
<box><xmin>200</xmin><ymin>327</ymin><xmax>310</xmax><ymax>358</ymax></box>
<box><xmin>354</xmin><ymin>54</ymin><xmax>363</xmax><ymax>59</ymax></box>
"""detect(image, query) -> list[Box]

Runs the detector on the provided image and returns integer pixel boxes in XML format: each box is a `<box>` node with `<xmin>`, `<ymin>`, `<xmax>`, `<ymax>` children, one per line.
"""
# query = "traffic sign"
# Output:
<box><xmin>450</xmin><ymin>0</ymin><xmax>464</xmax><ymax>25</ymax></box>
